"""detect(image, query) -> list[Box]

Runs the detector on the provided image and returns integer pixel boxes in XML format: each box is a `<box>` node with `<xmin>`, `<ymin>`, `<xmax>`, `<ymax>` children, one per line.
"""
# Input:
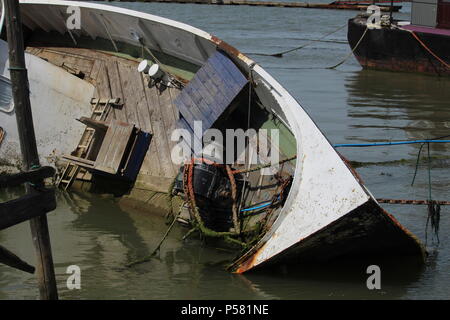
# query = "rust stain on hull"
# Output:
<box><xmin>232</xmin><ymin>199</ymin><xmax>426</xmax><ymax>273</ymax></box>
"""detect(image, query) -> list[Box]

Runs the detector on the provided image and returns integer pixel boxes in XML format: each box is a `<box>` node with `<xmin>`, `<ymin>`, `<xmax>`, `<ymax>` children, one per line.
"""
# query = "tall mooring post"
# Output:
<box><xmin>4</xmin><ymin>0</ymin><xmax>58</xmax><ymax>300</ymax></box>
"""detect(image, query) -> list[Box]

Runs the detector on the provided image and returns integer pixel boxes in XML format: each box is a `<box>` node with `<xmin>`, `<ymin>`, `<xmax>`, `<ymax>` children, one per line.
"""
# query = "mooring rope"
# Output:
<box><xmin>183</xmin><ymin>159</ymin><xmax>245</xmax><ymax>246</ymax></box>
<box><xmin>127</xmin><ymin>206</ymin><xmax>183</xmax><ymax>268</ymax></box>
<box><xmin>327</xmin><ymin>26</ymin><xmax>369</xmax><ymax>69</ymax></box>
<box><xmin>248</xmin><ymin>23</ymin><xmax>347</xmax><ymax>58</ymax></box>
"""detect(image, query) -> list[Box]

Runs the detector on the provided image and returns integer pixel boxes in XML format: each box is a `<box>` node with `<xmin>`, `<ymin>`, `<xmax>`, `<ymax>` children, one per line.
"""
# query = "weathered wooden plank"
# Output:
<box><xmin>62</xmin><ymin>155</ymin><xmax>95</xmax><ymax>167</ymax></box>
<box><xmin>90</xmin><ymin>59</ymin><xmax>103</xmax><ymax>82</ymax></box>
<box><xmin>174</xmin><ymin>86</ymin><xmax>207</xmax><ymax>129</ymax></box>
<box><xmin>0</xmin><ymin>245</ymin><xmax>35</xmax><ymax>274</ymax></box>
<box><xmin>94</xmin><ymin>121</ymin><xmax>134</xmax><ymax>174</ymax></box>
<box><xmin>205</xmin><ymin>58</ymin><xmax>239</xmax><ymax>97</ymax></box>
<box><xmin>157</xmin><ymin>87</ymin><xmax>179</xmax><ymax>153</ymax></box>
<box><xmin>77</xmin><ymin>117</ymin><xmax>109</xmax><ymax>132</ymax></box>
<box><xmin>186</xmin><ymin>78</ymin><xmax>217</xmax><ymax>124</ymax></box>
<box><xmin>141</xmin><ymin>85</ymin><xmax>163</xmax><ymax>176</ymax></box>
<box><xmin>168</xmin><ymin>87</ymin><xmax>181</xmax><ymax>121</ymax></box>
<box><xmin>115</xmin><ymin>67</ymin><xmax>156</xmax><ymax>176</ymax></box>
<box><xmin>210</xmin><ymin>51</ymin><xmax>248</xmax><ymax>88</ymax></box>
<box><xmin>144</xmin><ymin>85</ymin><xmax>176</xmax><ymax>177</ymax></box>
<box><xmin>135</xmin><ymin>73</ymin><xmax>153</xmax><ymax>132</ymax></box>
<box><xmin>116</xmin><ymin>63</ymin><xmax>141</xmax><ymax>126</ymax></box>
<box><xmin>0</xmin><ymin>166</ymin><xmax>55</xmax><ymax>188</ymax></box>
<box><xmin>94</xmin><ymin>63</ymin><xmax>112</xmax><ymax>101</ymax></box>
<box><xmin>195</xmin><ymin>66</ymin><xmax>231</xmax><ymax>114</ymax></box>
<box><xmin>105</xmin><ymin>61</ymin><xmax>127</xmax><ymax>122</ymax></box>
<box><xmin>177</xmin><ymin>117</ymin><xmax>202</xmax><ymax>154</ymax></box>
<box><xmin>184</xmin><ymin>80</ymin><xmax>218</xmax><ymax>125</ymax></box>
<box><xmin>0</xmin><ymin>189</ymin><xmax>56</xmax><ymax>231</ymax></box>
<box><xmin>201</xmin><ymin>59</ymin><xmax>235</xmax><ymax>96</ymax></box>
<box><xmin>191</xmin><ymin>74</ymin><xmax>225</xmax><ymax>116</ymax></box>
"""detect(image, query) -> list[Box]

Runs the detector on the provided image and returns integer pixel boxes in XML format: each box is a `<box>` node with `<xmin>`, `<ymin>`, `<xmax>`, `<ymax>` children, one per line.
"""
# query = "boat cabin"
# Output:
<box><xmin>411</xmin><ymin>0</ymin><xmax>450</xmax><ymax>29</ymax></box>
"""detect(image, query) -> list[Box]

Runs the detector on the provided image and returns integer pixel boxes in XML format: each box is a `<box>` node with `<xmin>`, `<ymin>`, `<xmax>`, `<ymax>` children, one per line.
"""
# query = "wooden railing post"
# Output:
<box><xmin>4</xmin><ymin>0</ymin><xmax>58</xmax><ymax>300</ymax></box>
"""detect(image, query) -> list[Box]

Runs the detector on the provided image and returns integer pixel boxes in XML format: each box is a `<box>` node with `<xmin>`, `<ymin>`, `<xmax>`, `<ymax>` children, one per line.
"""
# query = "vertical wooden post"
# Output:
<box><xmin>390</xmin><ymin>0</ymin><xmax>394</xmax><ymax>23</ymax></box>
<box><xmin>4</xmin><ymin>0</ymin><xmax>58</xmax><ymax>300</ymax></box>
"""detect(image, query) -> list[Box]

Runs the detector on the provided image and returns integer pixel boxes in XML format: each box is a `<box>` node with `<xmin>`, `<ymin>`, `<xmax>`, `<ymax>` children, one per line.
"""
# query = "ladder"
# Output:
<box><xmin>57</xmin><ymin>98</ymin><xmax>120</xmax><ymax>190</ymax></box>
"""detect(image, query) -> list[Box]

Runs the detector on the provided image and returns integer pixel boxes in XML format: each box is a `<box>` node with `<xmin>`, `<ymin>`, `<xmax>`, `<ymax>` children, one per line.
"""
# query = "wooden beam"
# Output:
<box><xmin>0</xmin><ymin>189</ymin><xmax>56</xmax><ymax>231</ymax></box>
<box><xmin>77</xmin><ymin>116</ymin><xmax>109</xmax><ymax>132</ymax></box>
<box><xmin>0</xmin><ymin>245</ymin><xmax>35</xmax><ymax>274</ymax></box>
<box><xmin>0</xmin><ymin>166</ymin><xmax>55</xmax><ymax>188</ymax></box>
<box><xmin>62</xmin><ymin>154</ymin><xmax>95</xmax><ymax>168</ymax></box>
<box><xmin>5</xmin><ymin>0</ymin><xmax>58</xmax><ymax>300</ymax></box>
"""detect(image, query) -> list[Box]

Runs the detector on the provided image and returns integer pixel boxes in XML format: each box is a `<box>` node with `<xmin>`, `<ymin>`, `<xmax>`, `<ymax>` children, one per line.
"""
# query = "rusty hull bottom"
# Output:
<box><xmin>239</xmin><ymin>199</ymin><xmax>426</xmax><ymax>272</ymax></box>
<box><xmin>348</xmin><ymin>18</ymin><xmax>450</xmax><ymax>76</ymax></box>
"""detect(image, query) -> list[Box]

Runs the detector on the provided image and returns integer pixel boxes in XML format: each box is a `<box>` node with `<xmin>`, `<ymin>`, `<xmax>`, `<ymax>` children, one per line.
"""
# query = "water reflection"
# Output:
<box><xmin>237</xmin><ymin>256</ymin><xmax>425</xmax><ymax>300</ymax></box>
<box><xmin>345</xmin><ymin>70</ymin><xmax>450</xmax><ymax>150</ymax></box>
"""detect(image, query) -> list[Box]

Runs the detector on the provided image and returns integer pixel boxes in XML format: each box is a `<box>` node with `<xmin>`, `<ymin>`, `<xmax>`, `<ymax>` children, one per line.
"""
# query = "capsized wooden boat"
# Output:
<box><xmin>0</xmin><ymin>0</ymin><xmax>425</xmax><ymax>273</ymax></box>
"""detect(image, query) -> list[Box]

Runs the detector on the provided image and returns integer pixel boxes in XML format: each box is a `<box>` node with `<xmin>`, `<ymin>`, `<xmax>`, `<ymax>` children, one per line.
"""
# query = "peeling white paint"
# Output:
<box><xmin>0</xmin><ymin>39</ymin><xmax>94</xmax><ymax>172</ymax></box>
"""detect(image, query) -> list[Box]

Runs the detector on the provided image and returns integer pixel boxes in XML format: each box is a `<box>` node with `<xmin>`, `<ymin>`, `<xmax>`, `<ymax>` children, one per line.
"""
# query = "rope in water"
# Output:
<box><xmin>327</xmin><ymin>27</ymin><xmax>369</xmax><ymax>69</ymax></box>
<box><xmin>127</xmin><ymin>207</ymin><xmax>183</xmax><ymax>268</ymax></box>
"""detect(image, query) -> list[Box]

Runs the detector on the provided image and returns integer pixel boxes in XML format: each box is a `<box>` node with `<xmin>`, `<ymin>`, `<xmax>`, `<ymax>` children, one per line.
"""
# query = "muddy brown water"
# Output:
<box><xmin>1</xmin><ymin>2</ymin><xmax>449</xmax><ymax>299</ymax></box>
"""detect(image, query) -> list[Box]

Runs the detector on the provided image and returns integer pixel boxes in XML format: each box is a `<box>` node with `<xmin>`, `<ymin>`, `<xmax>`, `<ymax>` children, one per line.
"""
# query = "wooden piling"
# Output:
<box><xmin>4</xmin><ymin>0</ymin><xmax>58</xmax><ymax>300</ymax></box>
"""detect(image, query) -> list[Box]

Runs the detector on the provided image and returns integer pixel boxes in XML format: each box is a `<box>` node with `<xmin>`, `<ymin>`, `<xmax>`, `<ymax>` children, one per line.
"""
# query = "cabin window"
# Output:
<box><xmin>0</xmin><ymin>75</ymin><xmax>13</xmax><ymax>113</ymax></box>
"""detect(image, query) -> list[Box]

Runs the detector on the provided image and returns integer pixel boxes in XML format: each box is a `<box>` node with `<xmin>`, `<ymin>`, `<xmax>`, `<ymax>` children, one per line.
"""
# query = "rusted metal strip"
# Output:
<box><xmin>377</xmin><ymin>198</ymin><xmax>450</xmax><ymax>205</ymax></box>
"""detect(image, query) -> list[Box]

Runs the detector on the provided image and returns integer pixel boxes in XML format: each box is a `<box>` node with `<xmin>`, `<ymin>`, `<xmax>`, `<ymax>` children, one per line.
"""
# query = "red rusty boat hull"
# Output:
<box><xmin>348</xmin><ymin>17</ymin><xmax>450</xmax><ymax>76</ymax></box>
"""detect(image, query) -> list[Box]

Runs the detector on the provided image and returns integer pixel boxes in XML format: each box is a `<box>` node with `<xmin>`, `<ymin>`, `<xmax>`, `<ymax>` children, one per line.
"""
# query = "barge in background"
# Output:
<box><xmin>0</xmin><ymin>0</ymin><xmax>425</xmax><ymax>274</ymax></box>
<box><xmin>348</xmin><ymin>0</ymin><xmax>450</xmax><ymax>76</ymax></box>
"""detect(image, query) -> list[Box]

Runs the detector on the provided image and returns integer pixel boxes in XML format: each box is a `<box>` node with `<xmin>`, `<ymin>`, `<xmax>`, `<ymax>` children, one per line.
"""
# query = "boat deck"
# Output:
<box><xmin>26</xmin><ymin>46</ymin><xmax>181</xmax><ymax>191</ymax></box>
<box><xmin>25</xmin><ymin>46</ymin><xmax>295</xmax><ymax>232</ymax></box>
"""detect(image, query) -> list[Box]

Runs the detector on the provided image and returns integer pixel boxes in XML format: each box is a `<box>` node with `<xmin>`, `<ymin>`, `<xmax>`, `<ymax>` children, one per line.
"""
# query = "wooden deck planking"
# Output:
<box><xmin>93</xmin><ymin>62</ymin><xmax>115</xmax><ymax>122</ymax></box>
<box><xmin>140</xmin><ymin>83</ymin><xmax>161</xmax><ymax>177</ymax></box>
<box><xmin>174</xmin><ymin>88</ymin><xmax>206</xmax><ymax>131</ymax></box>
<box><xmin>157</xmin><ymin>87</ymin><xmax>179</xmax><ymax>153</ymax></box>
<box><xmin>28</xmin><ymin>46</ymin><xmax>183</xmax><ymax>188</ymax></box>
<box><xmin>116</xmin><ymin>63</ymin><xmax>141</xmax><ymax>126</ymax></box>
<box><xmin>105</xmin><ymin>60</ymin><xmax>127</xmax><ymax>122</ymax></box>
<box><xmin>90</xmin><ymin>59</ymin><xmax>104</xmax><ymax>83</ymax></box>
<box><xmin>143</xmin><ymin>84</ymin><xmax>177</xmax><ymax>178</ymax></box>
<box><xmin>184</xmin><ymin>81</ymin><xmax>218</xmax><ymax>125</ymax></box>
<box><xmin>122</xmin><ymin>70</ymin><xmax>154</xmax><ymax>176</ymax></box>
<box><xmin>190</xmin><ymin>77</ymin><xmax>222</xmax><ymax>119</ymax></box>
<box><xmin>94</xmin><ymin>122</ymin><xmax>134</xmax><ymax>174</ymax></box>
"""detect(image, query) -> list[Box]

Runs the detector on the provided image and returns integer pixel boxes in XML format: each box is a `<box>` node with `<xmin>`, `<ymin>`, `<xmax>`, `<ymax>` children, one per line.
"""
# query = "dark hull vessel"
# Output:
<box><xmin>348</xmin><ymin>16</ymin><xmax>450</xmax><ymax>76</ymax></box>
<box><xmin>348</xmin><ymin>0</ymin><xmax>450</xmax><ymax>76</ymax></box>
